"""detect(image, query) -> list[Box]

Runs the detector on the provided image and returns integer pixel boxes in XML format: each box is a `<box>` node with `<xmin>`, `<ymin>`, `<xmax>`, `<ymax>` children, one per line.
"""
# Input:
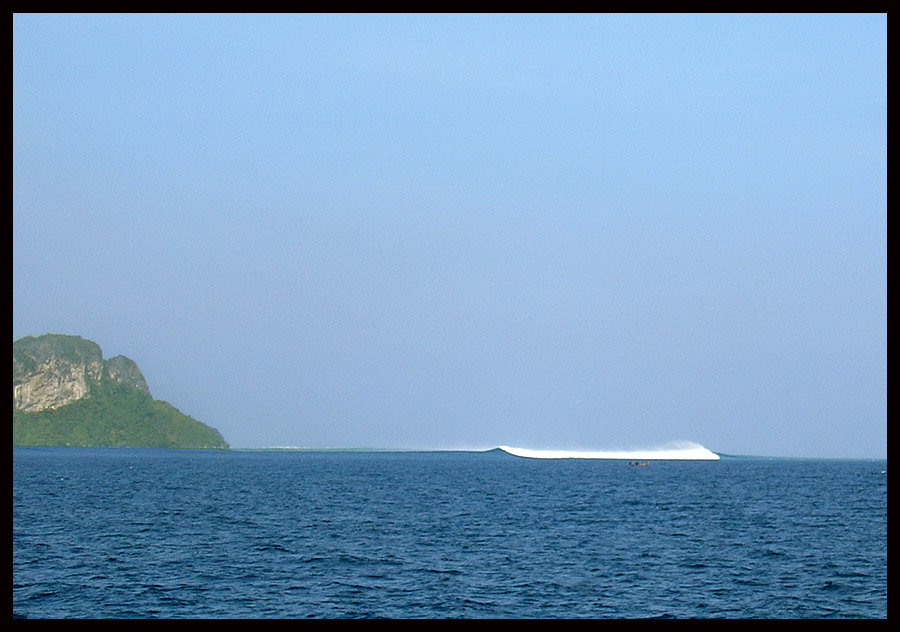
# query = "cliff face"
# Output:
<box><xmin>13</xmin><ymin>334</ymin><xmax>149</xmax><ymax>413</ymax></box>
<box><xmin>13</xmin><ymin>334</ymin><xmax>228</xmax><ymax>449</ymax></box>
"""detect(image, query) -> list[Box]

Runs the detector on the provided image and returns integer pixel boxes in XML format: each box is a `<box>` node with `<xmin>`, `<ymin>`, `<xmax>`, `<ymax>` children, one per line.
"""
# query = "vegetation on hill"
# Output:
<box><xmin>13</xmin><ymin>377</ymin><xmax>228</xmax><ymax>448</ymax></box>
<box><xmin>13</xmin><ymin>334</ymin><xmax>229</xmax><ymax>449</ymax></box>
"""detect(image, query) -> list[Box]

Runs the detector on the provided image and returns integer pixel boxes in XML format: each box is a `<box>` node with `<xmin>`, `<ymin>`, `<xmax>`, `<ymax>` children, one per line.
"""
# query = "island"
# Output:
<box><xmin>13</xmin><ymin>334</ymin><xmax>228</xmax><ymax>449</ymax></box>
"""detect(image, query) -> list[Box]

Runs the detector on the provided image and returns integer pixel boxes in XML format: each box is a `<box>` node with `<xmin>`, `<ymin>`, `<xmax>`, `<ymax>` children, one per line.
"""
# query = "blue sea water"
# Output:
<box><xmin>12</xmin><ymin>447</ymin><xmax>886</xmax><ymax>619</ymax></box>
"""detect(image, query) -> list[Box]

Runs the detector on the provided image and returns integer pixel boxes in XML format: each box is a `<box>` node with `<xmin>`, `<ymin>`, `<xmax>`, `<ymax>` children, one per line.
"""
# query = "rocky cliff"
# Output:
<box><xmin>13</xmin><ymin>335</ymin><xmax>149</xmax><ymax>412</ymax></box>
<box><xmin>13</xmin><ymin>334</ymin><xmax>228</xmax><ymax>448</ymax></box>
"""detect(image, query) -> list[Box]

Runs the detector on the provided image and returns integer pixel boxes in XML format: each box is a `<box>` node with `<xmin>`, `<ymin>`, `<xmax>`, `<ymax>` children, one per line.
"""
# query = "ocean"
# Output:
<box><xmin>12</xmin><ymin>447</ymin><xmax>887</xmax><ymax>619</ymax></box>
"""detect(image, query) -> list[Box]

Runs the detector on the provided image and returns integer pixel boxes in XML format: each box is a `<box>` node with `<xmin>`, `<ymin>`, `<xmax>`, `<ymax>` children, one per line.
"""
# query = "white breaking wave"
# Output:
<box><xmin>498</xmin><ymin>441</ymin><xmax>720</xmax><ymax>461</ymax></box>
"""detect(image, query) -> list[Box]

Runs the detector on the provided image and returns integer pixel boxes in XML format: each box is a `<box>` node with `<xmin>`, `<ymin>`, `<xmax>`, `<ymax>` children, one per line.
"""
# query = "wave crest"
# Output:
<box><xmin>498</xmin><ymin>442</ymin><xmax>720</xmax><ymax>461</ymax></box>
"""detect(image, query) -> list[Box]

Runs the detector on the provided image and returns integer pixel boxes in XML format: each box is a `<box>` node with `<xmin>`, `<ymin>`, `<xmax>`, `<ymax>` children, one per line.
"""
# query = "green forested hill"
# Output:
<box><xmin>13</xmin><ymin>334</ymin><xmax>228</xmax><ymax>449</ymax></box>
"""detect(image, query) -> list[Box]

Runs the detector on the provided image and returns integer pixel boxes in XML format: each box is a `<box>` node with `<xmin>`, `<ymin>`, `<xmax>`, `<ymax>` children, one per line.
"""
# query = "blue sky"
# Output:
<box><xmin>13</xmin><ymin>14</ymin><xmax>886</xmax><ymax>457</ymax></box>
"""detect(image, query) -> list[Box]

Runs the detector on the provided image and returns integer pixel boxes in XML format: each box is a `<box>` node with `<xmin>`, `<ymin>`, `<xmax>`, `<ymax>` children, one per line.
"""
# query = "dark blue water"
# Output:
<box><xmin>13</xmin><ymin>448</ymin><xmax>886</xmax><ymax>619</ymax></box>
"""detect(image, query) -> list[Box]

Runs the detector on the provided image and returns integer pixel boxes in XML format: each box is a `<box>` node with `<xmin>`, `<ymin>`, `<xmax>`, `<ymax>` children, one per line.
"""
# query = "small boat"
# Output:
<box><xmin>628</xmin><ymin>461</ymin><xmax>649</xmax><ymax>467</ymax></box>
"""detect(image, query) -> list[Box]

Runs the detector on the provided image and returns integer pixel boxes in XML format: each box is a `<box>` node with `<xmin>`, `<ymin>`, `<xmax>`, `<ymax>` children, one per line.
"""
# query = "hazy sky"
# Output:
<box><xmin>13</xmin><ymin>13</ymin><xmax>886</xmax><ymax>457</ymax></box>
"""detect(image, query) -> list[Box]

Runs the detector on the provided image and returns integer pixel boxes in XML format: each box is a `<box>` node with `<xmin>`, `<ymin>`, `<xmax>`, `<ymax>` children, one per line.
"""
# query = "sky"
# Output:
<box><xmin>13</xmin><ymin>13</ymin><xmax>886</xmax><ymax>458</ymax></box>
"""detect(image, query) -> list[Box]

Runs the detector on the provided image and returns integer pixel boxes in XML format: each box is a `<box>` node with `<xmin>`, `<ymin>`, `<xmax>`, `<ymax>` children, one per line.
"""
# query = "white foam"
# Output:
<box><xmin>498</xmin><ymin>442</ymin><xmax>720</xmax><ymax>461</ymax></box>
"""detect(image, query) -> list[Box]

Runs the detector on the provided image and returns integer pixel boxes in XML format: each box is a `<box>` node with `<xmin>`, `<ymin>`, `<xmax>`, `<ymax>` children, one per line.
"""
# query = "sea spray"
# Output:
<box><xmin>498</xmin><ymin>441</ymin><xmax>720</xmax><ymax>460</ymax></box>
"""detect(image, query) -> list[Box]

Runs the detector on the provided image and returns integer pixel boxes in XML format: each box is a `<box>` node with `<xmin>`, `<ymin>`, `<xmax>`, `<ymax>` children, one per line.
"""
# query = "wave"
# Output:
<box><xmin>498</xmin><ymin>441</ymin><xmax>720</xmax><ymax>461</ymax></box>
